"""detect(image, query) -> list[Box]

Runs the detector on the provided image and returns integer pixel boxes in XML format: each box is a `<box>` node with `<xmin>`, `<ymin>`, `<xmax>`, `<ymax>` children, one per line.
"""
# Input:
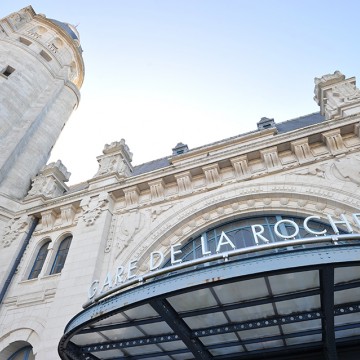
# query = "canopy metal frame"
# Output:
<box><xmin>59</xmin><ymin>244</ymin><xmax>360</xmax><ymax>360</ymax></box>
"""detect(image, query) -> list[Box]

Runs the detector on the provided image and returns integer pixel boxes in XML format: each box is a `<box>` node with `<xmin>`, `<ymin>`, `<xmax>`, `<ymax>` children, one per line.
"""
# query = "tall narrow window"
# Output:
<box><xmin>50</xmin><ymin>236</ymin><xmax>72</xmax><ymax>274</ymax></box>
<box><xmin>28</xmin><ymin>241</ymin><xmax>50</xmax><ymax>279</ymax></box>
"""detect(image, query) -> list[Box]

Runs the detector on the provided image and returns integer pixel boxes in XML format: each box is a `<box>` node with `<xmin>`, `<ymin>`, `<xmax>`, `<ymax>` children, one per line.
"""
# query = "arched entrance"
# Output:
<box><xmin>59</xmin><ymin>213</ymin><xmax>360</xmax><ymax>359</ymax></box>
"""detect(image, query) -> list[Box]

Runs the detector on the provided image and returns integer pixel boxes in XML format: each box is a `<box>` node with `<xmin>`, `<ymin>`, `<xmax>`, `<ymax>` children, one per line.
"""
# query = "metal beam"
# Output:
<box><xmin>214</xmin><ymin>341</ymin><xmax>325</xmax><ymax>360</ymax></box>
<box><xmin>64</xmin><ymin>342</ymin><xmax>100</xmax><ymax>360</ymax></box>
<box><xmin>78</xmin><ymin>317</ymin><xmax>162</xmax><ymax>334</ymax></box>
<box><xmin>181</xmin><ymin>288</ymin><xmax>320</xmax><ymax>319</ymax></box>
<box><xmin>78</xmin><ymin>286</ymin><xmax>360</xmax><ymax>337</ymax></box>
<box><xmin>149</xmin><ymin>298</ymin><xmax>212</xmax><ymax>360</ymax></box>
<box><xmin>78</xmin><ymin>301</ymin><xmax>360</xmax><ymax>352</ymax></box>
<box><xmin>79</xmin><ymin>289</ymin><xmax>320</xmax><ymax>336</ymax></box>
<box><xmin>103</xmin><ymin>348</ymin><xmax>190</xmax><ymax>360</ymax></box>
<box><xmin>80</xmin><ymin>333</ymin><xmax>179</xmax><ymax>352</ymax></box>
<box><xmin>193</xmin><ymin>309</ymin><xmax>322</xmax><ymax>337</ymax></box>
<box><xmin>320</xmin><ymin>267</ymin><xmax>337</xmax><ymax>360</ymax></box>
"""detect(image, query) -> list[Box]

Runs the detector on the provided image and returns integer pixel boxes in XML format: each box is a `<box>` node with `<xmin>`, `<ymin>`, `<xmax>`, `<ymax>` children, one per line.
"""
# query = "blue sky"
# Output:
<box><xmin>2</xmin><ymin>1</ymin><xmax>360</xmax><ymax>184</ymax></box>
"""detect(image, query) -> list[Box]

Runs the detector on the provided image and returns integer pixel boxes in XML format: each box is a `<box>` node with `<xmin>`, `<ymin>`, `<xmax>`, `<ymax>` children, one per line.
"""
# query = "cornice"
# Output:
<box><xmin>18</xmin><ymin>113</ymin><xmax>360</xmax><ymax>220</ymax></box>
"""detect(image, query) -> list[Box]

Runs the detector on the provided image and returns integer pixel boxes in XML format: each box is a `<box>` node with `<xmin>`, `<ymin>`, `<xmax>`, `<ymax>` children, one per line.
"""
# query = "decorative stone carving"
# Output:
<box><xmin>150</xmin><ymin>204</ymin><xmax>173</xmax><ymax>221</ymax></box>
<box><xmin>260</xmin><ymin>147</ymin><xmax>282</xmax><ymax>171</ymax></box>
<box><xmin>1</xmin><ymin>215</ymin><xmax>30</xmax><ymax>248</ymax></box>
<box><xmin>114</xmin><ymin>212</ymin><xmax>145</xmax><ymax>260</ymax></box>
<box><xmin>332</xmin><ymin>155</ymin><xmax>360</xmax><ymax>185</ymax></box>
<box><xmin>175</xmin><ymin>172</ymin><xmax>193</xmax><ymax>195</ymax></box>
<box><xmin>291</xmin><ymin>165</ymin><xmax>327</xmax><ymax>178</ymax></box>
<box><xmin>230</xmin><ymin>156</ymin><xmax>251</xmax><ymax>180</ymax></box>
<box><xmin>25</xmin><ymin>25</ymin><xmax>44</xmax><ymax>39</ymax></box>
<box><xmin>314</xmin><ymin>71</ymin><xmax>360</xmax><ymax>120</ymax></box>
<box><xmin>26</xmin><ymin>160</ymin><xmax>70</xmax><ymax>199</ymax></box>
<box><xmin>291</xmin><ymin>139</ymin><xmax>315</xmax><ymax>164</ymax></box>
<box><xmin>105</xmin><ymin>215</ymin><xmax>117</xmax><ymax>253</ymax></box>
<box><xmin>60</xmin><ymin>204</ymin><xmax>77</xmax><ymax>227</ymax></box>
<box><xmin>149</xmin><ymin>179</ymin><xmax>165</xmax><ymax>202</ymax></box>
<box><xmin>8</xmin><ymin>8</ymin><xmax>32</xmax><ymax>30</ymax></box>
<box><xmin>322</xmin><ymin>129</ymin><xmax>346</xmax><ymax>155</ymax></box>
<box><xmin>123</xmin><ymin>186</ymin><xmax>140</xmax><ymax>208</ymax></box>
<box><xmin>202</xmin><ymin>164</ymin><xmax>221</xmax><ymax>188</ymax></box>
<box><xmin>80</xmin><ymin>192</ymin><xmax>112</xmax><ymax>226</ymax></box>
<box><xmin>41</xmin><ymin>210</ymin><xmax>57</xmax><ymax>231</ymax></box>
<box><xmin>94</xmin><ymin>139</ymin><xmax>133</xmax><ymax>178</ymax></box>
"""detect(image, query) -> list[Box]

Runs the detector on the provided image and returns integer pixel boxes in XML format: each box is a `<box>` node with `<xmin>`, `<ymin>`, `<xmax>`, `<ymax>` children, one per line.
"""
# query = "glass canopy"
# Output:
<box><xmin>59</xmin><ymin>215</ymin><xmax>360</xmax><ymax>360</ymax></box>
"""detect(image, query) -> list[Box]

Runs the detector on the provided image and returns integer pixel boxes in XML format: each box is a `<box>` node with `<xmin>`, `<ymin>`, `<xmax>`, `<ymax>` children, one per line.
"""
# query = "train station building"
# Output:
<box><xmin>1</xmin><ymin>6</ymin><xmax>360</xmax><ymax>360</ymax></box>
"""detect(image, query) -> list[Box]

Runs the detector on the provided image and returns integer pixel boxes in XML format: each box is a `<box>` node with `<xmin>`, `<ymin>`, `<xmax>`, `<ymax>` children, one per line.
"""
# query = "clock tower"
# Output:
<box><xmin>0</xmin><ymin>6</ymin><xmax>84</xmax><ymax>204</ymax></box>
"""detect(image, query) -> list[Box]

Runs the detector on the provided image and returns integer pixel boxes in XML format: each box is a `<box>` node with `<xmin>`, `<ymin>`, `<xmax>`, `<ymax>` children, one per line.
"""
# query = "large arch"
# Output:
<box><xmin>59</xmin><ymin>176</ymin><xmax>360</xmax><ymax>360</ymax></box>
<box><xmin>135</xmin><ymin>179</ymin><xmax>360</xmax><ymax>270</ymax></box>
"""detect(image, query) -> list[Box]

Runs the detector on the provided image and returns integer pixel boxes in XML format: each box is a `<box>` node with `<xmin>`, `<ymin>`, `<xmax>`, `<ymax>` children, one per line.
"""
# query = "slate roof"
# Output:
<box><xmin>132</xmin><ymin>157</ymin><xmax>170</xmax><ymax>176</ymax></box>
<box><xmin>130</xmin><ymin>112</ymin><xmax>325</xmax><ymax>176</ymax></box>
<box><xmin>276</xmin><ymin>112</ymin><xmax>325</xmax><ymax>133</ymax></box>
<box><xmin>67</xmin><ymin>112</ymin><xmax>326</xmax><ymax>191</ymax></box>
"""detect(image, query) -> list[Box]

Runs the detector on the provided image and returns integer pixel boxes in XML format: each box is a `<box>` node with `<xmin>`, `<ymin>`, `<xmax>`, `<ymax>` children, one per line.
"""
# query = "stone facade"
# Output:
<box><xmin>0</xmin><ymin>5</ymin><xmax>84</xmax><ymax>203</ymax></box>
<box><xmin>1</xmin><ymin>8</ymin><xmax>360</xmax><ymax>360</ymax></box>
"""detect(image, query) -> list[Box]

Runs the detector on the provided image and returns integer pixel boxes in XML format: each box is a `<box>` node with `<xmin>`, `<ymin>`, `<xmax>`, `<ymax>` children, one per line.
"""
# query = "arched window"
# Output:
<box><xmin>28</xmin><ymin>240</ymin><xmax>50</xmax><ymax>279</ymax></box>
<box><xmin>163</xmin><ymin>214</ymin><xmax>350</xmax><ymax>268</ymax></box>
<box><xmin>7</xmin><ymin>346</ymin><xmax>34</xmax><ymax>360</ymax></box>
<box><xmin>50</xmin><ymin>236</ymin><xmax>72</xmax><ymax>274</ymax></box>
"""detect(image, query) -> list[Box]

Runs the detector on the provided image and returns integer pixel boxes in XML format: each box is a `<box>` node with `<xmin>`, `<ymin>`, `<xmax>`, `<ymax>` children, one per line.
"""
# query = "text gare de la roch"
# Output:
<box><xmin>88</xmin><ymin>213</ymin><xmax>360</xmax><ymax>299</ymax></box>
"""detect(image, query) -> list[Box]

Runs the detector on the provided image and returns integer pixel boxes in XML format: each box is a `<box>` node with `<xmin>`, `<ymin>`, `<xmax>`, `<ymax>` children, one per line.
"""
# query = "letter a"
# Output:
<box><xmin>216</xmin><ymin>231</ymin><xmax>236</xmax><ymax>253</ymax></box>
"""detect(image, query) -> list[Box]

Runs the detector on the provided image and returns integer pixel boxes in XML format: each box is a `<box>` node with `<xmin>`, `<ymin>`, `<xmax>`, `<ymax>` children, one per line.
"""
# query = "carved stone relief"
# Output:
<box><xmin>112</xmin><ymin>211</ymin><xmax>146</xmax><ymax>261</ymax></box>
<box><xmin>105</xmin><ymin>216</ymin><xmax>117</xmax><ymax>253</ymax></box>
<box><xmin>333</xmin><ymin>82</ymin><xmax>360</xmax><ymax>102</ymax></box>
<box><xmin>289</xmin><ymin>164</ymin><xmax>327</xmax><ymax>178</ymax></box>
<box><xmin>332</xmin><ymin>155</ymin><xmax>360</xmax><ymax>185</ymax></box>
<box><xmin>8</xmin><ymin>8</ymin><xmax>32</xmax><ymax>30</ymax></box>
<box><xmin>314</xmin><ymin>71</ymin><xmax>360</xmax><ymax>120</ymax></box>
<box><xmin>26</xmin><ymin>160</ymin><xmax>70</xmax><ymax>199</ymax></box>
<box><xmin>288</xmin><ymin>154</ymin><xmax>360</xmax><ymax>187</ymax></box>
<box><xmin>80</xmin><ymin>192</ymin><xmax>111</xmax><ymax>226</ymax></box>
<box><xmin>314</xmin><ymin>70</ymin><xmax>345</xmax><ymax>104</ymax></box>
<box><xmin>41</xmin><ymin>210</ymin><xmax>57</xmax><ymax>231</ymax></box>
<box><xmin>96</xmin><ymin>156</ymin><xmax>129</xmax><ymax>177</ymax></box>
<box><xmin>149</xmin><ymin>204</ymin><xmax>174</xmax><ymax>221</ymax></box>
<box><xmin>1</xmin><ymin>215</ymin><xmax>30</xmax><ymax>248</ymax></box>
<box><xmin>94</xmin><ymin>139</ymin><xmax>133</xmax><ymax>178</ymax></box>
<box><xmin>60</xmin><ymin>204</ymin><xmax>77</xmax><ymax>227</ymax></box>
